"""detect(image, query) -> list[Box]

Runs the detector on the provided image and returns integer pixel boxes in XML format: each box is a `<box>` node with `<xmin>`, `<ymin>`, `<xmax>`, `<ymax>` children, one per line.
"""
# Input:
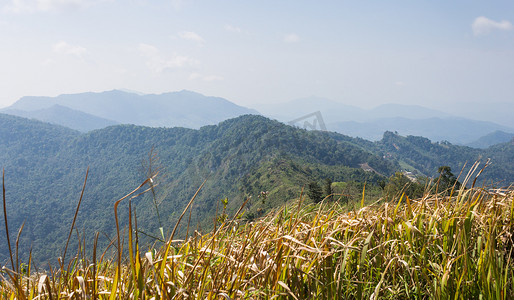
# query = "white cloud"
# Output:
<box><xmin>224</xmin><ymin>24</ymin><xmax>242</xmax><ymax>33</ymax></box>
<box><xmin>53</xmin><ymin>41</ymin><xmax>87</xmax><ymax>58</ymax></box>
<box><xmin>138</xmin><ymin>43</ymin><xmax>199</xmax><ymax>72</ymax></box>
<box><xmin>472</xmin><ymin>16</ymin><xmax>513</xmax><ymax>36</ymax></box>
<box><xmin>178</xmin><ymin>31</ymin><xmax>205</xmax><ymax>44</ymax></box>
<box><xmin>284</xmin><ymin>33</ymin><xmax>300</xmax><ymax>43</ymax></box>
<box><xmin>394</xmin><ymin>81</ymin><xmax>405</xmax><ymax>87</ymax></box>
<box><xmin>4</xmin><ymin>0</ymin><xmax>108</xmax><ymax>13</ymax></box>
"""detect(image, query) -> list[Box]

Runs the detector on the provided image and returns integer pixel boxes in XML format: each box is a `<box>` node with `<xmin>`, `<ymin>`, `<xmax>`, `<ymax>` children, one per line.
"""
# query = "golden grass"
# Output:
<box><xmin>1</xmin><ymin>168</ymin><xmax>514</xmax><ymax>299</ymax></box>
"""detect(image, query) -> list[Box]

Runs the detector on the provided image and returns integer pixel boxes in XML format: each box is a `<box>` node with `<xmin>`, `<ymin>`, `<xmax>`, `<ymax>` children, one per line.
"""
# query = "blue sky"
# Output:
<box><xmin>0</xmin><ymin>0</ymin><xmax>513</xmax><ymax>109</ymax></box>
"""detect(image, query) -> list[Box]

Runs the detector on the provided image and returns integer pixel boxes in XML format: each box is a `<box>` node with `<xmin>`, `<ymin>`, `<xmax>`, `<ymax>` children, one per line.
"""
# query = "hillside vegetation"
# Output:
<box><xmin>1</xmin><ymin>168</ymin><xmax>513</xmax><ymax>299</ymax></box>
<box><xmin>1</xmin><ymin>113</ymin><xmax>513</xmax><ymax>265</ymax></box>
<box><xmin>0</xmin><ymin>114</ymin><xmax>395</xmax><ymax>263</ymax></box>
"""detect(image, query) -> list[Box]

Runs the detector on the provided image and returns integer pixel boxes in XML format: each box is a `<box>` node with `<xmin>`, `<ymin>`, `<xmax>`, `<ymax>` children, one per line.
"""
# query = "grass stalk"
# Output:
<box><xmin>2</xmin><ymin>169</ymin><xmax>15</xmax><ymax>272</ymax></box>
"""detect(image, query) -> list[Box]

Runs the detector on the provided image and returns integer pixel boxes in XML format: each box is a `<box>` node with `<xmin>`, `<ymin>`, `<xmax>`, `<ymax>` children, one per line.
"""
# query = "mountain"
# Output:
<box><xmin>445</xmin><ymin>101</ymin><xmax>514</xmax><ymax>129</ymax></box>
<box><xmin>370</xmin><ymin>131</ymin><xmax>514</xmax><ymax>184</ymax></box>
<box><xmin>6</xmin><ymin>91</ymin><xmax>512</xmax><ymax>145</ymax></box>
<box><xmin>374</xmin><ymin>131</ymin><xmax>481</xmax><ymax>177</ymax></box>
<box><xmin>331</xmin><ymin>117</ymin><xmax>514</xmax><ymax>144</ymax></box>
<box><xmin>480</xmin><ymin>138</ymin><xmax>514</xmax><ymax>184</ymax></box>
<box><xmin>2</xmin><ymin>89</ymin><xmax>259</xmax><ymax>130</ymax></box>
<box><xmin>2</xmin><ymin>112</ymin><xmax>513</xmax><ymax>264</ymax></box>
<box><xmin>257</xmin><ymin>97</ymin><xmax>514</xmax><ymax>145</ymax></box>
<box><xmin>366</xmin><ymin>104</ymin><xmax>452</xmax><ymax>120</ymax></box>
<box><xmin>256</xmin><ymin>96</ymin><xmax>364</xmax><ymax>123</ymax></box>
<box><xmin>1</xmin><ymin>104</ymin><xmax>119</xmax><ymax>132</ymax></box>
<box><xmin>256</xmin><ymin>97</ymin><xmax>451</xmax><ymax>124</ymax></box>
<box><xmin>465</xmin><ymin>130</ymin><xmax>514</xmax><ymax>149</ymax></box>
<box><xmin>0</xmin><ymin>113</ymin><xmax>395</xmax><ymax>264</ymax></box>
<box><xmin>324</xmin><ymin>128</ymin><xmax>514</xmax><ymax>184</ymax></box>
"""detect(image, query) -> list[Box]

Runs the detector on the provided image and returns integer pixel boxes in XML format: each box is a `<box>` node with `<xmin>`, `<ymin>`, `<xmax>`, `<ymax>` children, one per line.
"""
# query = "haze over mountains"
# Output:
<box><xmin>1</xmin><ymin>89</ymin><xmax>513</xmax><ymax>264</ymax></box>
<box><xmin>1</xmin><ymin>89</ymin><xmax>259</xmax><ymax>130</ymax></box>
<box><xmin>2</xmin><ymin>90</ymin><xmax>513</xmax><ymax>148</ymax></box>
<box><xmin>444</xmin><ymin>101</ymin><xmax>514</xmax><ymax>129</ymax></box>
<box><xmin>256</xmin><ymin>96</ymin><xmax>514</xmax><ymax>147</ymax></box>
<box><xmin>2</xmin><ymin>105</ymin><xmax>119</xmax><ymax>132</ymax></box>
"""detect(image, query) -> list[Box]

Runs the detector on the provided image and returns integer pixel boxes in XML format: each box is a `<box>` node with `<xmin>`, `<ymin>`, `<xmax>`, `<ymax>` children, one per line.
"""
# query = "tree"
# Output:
<box><xmin>324</xmin><ymin>178</ymin><xmax>333</xmax><ymax>201</ymax></box>
<box><xmin>308</xmin><ymin>181</ymin><xmax>323</xmax><ymax>203</ymax></box>
<box><xmin>437</xmin><ymin>166</ymin><xmax>461</xmax><ymax>195</ymax></box>
<box><xmin>384</xmin><ymin>172</ymin><xmax>424</xmax><ymax>200</ymax></box>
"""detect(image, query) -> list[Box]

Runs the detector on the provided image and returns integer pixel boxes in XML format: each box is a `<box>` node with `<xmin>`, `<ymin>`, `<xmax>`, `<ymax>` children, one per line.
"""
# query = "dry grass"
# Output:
<box><xmin>1</xmin><ymin>167</ymin><xmax>514</xmax><ymax>299</ymax></box>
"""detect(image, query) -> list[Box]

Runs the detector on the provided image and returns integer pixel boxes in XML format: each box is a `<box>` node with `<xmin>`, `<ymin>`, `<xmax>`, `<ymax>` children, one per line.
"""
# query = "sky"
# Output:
<box><xmin>0</xmin><ymin>0</ymin><xmax>513</xmax><ymax>110</ymax></box>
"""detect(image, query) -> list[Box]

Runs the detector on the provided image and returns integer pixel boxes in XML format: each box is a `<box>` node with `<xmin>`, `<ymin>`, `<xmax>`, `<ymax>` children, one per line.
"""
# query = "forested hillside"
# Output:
<box><xmin>374</xmin><ymin>131</ymin><xmax>514</xmax><ymax>183</ymax></box>
<box><xmin>0</xmin><ymin>114</ymin><xmax>395</xmax><ymax>264</ymax></box>
<box><xmin>1</xmin><ymin>113</ymin><xmax>513</xmax><ymax>264</ymax></box>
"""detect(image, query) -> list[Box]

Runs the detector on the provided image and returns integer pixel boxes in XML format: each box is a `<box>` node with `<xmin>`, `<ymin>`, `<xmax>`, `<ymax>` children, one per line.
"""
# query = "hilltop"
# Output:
<box><xmin>1</xmin><ymin>112</ymin><xmax>513</xmax><ymax>264</ymax></box>
<box><xmin>0</xmin><ymin>113</ymin><xmax>393</xmax><ymax>263</ymax></box>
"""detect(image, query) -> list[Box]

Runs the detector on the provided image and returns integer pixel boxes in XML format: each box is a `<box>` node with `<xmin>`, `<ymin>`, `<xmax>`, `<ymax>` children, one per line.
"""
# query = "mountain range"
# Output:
<box><xmin>256</xmin><ymin>96</ymin><xmax>514</xmax><ymax>147</ymax></box>
<box><xmin>1</xmin><ymin>89</ymin><xmax>258</xmax><ymax>130</ymax></box>
<box><xmin>0</xmin><ymin>113</ymin><xmax>394</xmax><ymax>264</ymax></box>
<box><xmin>2</xmin><ymin>91</ymin><xmax>514</xmax><ymax>147</ymax></box>
<box><xmin>2</xmin><ymin>104</ymin><xmax>118</xmax><ymax>132</ymax></box>
<box><xmin>330</xmin><ymin>117</ymin><xmax>513</xmax><ymax>145</ymax></box>
<box><xmin>256</xmin><ymin>97</ymin><xmax>453</xmax><ymax>122</ymax></box>
<box><xmin>1</xmin><ymin>112</ymin><xmax>513</xmax><ymax>264</ymax></box>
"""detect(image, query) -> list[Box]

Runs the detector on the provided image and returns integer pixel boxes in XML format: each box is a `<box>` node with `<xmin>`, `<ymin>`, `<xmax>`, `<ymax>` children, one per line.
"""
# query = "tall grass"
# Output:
<box><xmin>1</xmin><ymin>168</ymin><xmax>514</xmax><ymax>298</ymax></box>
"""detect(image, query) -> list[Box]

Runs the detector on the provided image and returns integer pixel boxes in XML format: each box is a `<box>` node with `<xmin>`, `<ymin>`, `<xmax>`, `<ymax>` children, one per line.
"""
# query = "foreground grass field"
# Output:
<box><xmin>1</xmin><ymin>170</ymin><xmax>514</xmax><ymax>299</ymax></box>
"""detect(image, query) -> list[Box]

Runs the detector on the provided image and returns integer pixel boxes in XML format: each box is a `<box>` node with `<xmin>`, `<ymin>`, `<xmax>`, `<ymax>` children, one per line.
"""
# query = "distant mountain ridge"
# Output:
<box><xmin>1</xmin><ymin>90</ymin><xmax>259</xmax><ymax>131</ymax></box>
<box><xmin>256</xmin><ymin>96</ymin><xmax>452</xmax><ymax>123</ymax></box>
<box><xmin>330</xmin><ymin>117</ymin><xmax>514</xmax><ymax>145</ymax></box>
<box><xmin>257</xmin><ymin>96</ymin><xmax>514</xmax><ymax>146</ymax></box>
<box><xmin>445</xmin><ymin>101</ymin><xmax>514</xmax><ymax>129</ymax></box>
<box><xmin>3</xmin><ymin>91</ymin><xmax>514</xmax><ymax>147</ymax></box>
<box><xmin>465</xmin><ymin>130</ymin><xmax>514</xmax><ymax>149</ymax></box>
<box><xmin>2</xmin><ymin>104</ymin><xmax>119</xmax><ymax>132</ymax></box>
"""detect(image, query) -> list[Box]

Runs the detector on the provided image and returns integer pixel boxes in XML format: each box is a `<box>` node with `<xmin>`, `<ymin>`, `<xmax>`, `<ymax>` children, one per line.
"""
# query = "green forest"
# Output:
<box><xmin>0</xmin><ymin>113</ymin><xmax>513</xmax><ymax>264</ymax></box>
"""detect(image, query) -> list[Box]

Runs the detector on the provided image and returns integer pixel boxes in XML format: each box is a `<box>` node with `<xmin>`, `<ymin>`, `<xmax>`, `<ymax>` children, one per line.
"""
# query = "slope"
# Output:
<box><xmin>465</xmin><ymin>130</ymin><xmax>514</xmax><ymax>149</ymax></box>
<box><xmin>0</xmin><ymin>114</ymin><xmax>396</xmax><ymax>264</ymax></box>
<box><xmin>374</xmin><ymin>131</ymin><xmax>514</xmax><ymax>185</ymax></box>
<box><xmin>2</xmin><ymin>104</ymin><xmax>119</xmax><ymax>132</ymax></box>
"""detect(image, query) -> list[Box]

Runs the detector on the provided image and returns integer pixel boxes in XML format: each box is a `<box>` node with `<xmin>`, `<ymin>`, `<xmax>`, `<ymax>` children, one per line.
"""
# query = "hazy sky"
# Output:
<box><xmin>1</xmin><ymin>0</ymin><xmax>513</xmax><ymax>109</ymax></box>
